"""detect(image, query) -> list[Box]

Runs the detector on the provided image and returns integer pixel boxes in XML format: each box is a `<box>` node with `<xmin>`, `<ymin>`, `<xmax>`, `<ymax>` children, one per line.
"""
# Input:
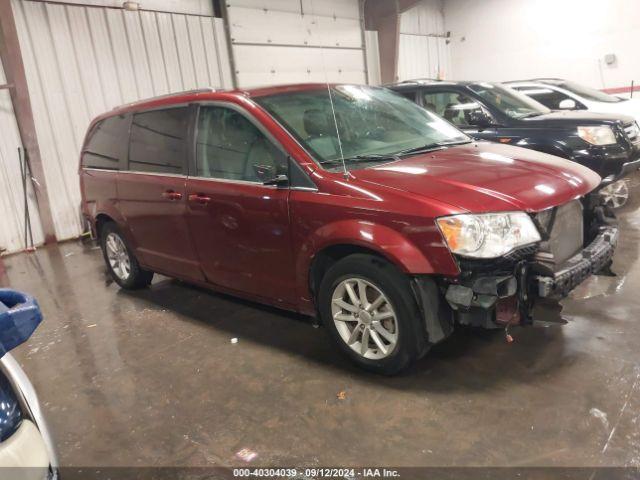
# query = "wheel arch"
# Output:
<box><xmin>519</xmin><ymin>140</ymin><xmax>573</xmax><ymax>160</ymax></box>
<box><xmin>299</xmin><ymin>220</ymin><xmax>439</xmax><ymax>309</ymax></box>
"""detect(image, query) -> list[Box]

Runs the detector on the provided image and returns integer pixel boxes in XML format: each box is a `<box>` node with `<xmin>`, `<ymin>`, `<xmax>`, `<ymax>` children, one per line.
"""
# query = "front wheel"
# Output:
<box><xmin>100</xmin><ymin>222</ymin><xmax>153</xmax><ymax>289</ymax></box>
<box><xmin>318</xmin><ymin>254</ymin><xmax>428</xmax><ymax>375</ymax></box>
<box><xmin>600</xmin><ymin>179</ymin><xmax>629</xmax><ymax>209</ymax></box>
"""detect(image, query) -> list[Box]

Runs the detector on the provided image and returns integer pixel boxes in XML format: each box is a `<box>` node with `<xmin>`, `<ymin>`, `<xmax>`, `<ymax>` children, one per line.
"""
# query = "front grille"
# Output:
<box><xmin>623</xmin><ymin>122</ymin><xmax>640</xmax><ymax>146</ymax></box>
<box><xmin>545</xmin><ymin>200</ymin><xmax>584</xmax><ymax>266</ymax></box>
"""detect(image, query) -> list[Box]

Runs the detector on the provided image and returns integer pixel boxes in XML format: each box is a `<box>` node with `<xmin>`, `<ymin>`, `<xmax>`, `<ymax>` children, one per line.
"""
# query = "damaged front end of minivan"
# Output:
<box><xmin>412</xmin><ymin>196</ymin><xmax>618</xmax><ymax>344</ymax></box>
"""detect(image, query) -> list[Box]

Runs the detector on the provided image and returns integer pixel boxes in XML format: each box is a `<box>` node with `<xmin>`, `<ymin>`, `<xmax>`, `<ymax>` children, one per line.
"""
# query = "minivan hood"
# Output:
<box><xmin>354</xmin><ymin>142</ymin><xmax>601</xmax><ymax>213</ymax></box>
<box><xmin>520</xmin><ymin>110</ymin><xmax>634</xmax><ymax>127</ymax></box>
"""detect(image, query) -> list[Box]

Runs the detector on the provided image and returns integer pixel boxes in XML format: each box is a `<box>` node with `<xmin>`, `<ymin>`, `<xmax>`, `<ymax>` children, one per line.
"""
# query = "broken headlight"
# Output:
<box><xmin>437</xmin><ymin>212</ymin><xmax>541</xmax><ymax>259</ymax></box>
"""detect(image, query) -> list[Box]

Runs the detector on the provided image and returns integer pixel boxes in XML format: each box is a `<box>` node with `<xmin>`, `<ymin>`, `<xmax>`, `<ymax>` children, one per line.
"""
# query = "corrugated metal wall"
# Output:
<box><xmin>398</xmin><ymin>0</ymin><xmax>451</xmax><ymax>81</ymax></box>
<box><xmin>12</xmin><ymin>0</ymin><xmax>232</xmax><ymax>241</ymax></box>
<box><xmin>0</xmin><ymin>56</ymin><xmax>44</xmax><ymax>254</ymax></box>
<box><xmin>226</xmin><ymin>0</ymin><xmax>367</xmax><ymax>87</ymax></box>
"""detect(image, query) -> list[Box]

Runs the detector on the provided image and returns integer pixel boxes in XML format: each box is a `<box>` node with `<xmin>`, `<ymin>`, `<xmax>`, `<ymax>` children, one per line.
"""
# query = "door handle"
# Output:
<box><xmin>188</xmin><ymin>193</ymin><xmax>211</xmax><ymax>205</ymax></box>
<box><xmin>162</xmin><ymin>190</ymin><xmax>183</xmax><ymax>201</ymax></box>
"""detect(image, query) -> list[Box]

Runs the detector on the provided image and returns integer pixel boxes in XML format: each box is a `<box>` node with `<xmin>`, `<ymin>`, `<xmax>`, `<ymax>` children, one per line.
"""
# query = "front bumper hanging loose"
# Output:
<box><xmin>441</xmin><ymin>225</ymin><xmax>619</xmax><ymax>330</ymax></box>
<box><xmin>536</xmin><ymin>226</ymin><xmax>618</xmax><ymax>298</ymax></box>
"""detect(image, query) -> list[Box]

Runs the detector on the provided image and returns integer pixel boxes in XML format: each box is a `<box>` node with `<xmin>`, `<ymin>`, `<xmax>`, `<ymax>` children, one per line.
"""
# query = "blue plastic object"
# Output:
<box><xmin>0</xmin><ymin>289</ymin><xmax>43</xmax><ymax>358</ymax></box>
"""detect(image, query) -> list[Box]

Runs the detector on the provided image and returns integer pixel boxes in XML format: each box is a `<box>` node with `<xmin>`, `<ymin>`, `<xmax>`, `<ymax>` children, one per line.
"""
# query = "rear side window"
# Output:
<box><xmin>83</xmin><ymin>115</ymin><xmax>129</xmax><ymax>170</ymax></box>
<box><xmin>512</xmin><ymin>86</ymin><xmax>580</xmax><ymax>110</ymax></box>
<box><xmin>128</xmin><ymin>107</ymin><xmax>190</xmax><ymax>174</ymax></box>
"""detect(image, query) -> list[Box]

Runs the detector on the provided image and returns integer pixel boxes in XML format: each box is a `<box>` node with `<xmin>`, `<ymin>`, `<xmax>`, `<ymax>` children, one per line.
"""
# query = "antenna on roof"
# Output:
<box><xmin>309</xmin><ymin>0</ymin><xmax>349</xmax><ymax>180</ymax></box>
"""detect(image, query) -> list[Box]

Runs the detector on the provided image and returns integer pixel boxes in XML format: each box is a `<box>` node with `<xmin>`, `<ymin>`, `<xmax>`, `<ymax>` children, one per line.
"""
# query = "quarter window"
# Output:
<box><xmin>421</xmin><ymin>91</ymin><xmax>485</xmax><ymax>127</ymax></box>
<box><xmin>195</xmin><ymin>106</ymin><xmax>287</xmax><ymax>182</ymax></box>
<box><xmin>82</xmin><ymin>115</ymin><xmax>129</xmax><ymax>170</ymax></box>
<box><xmin>512</xmin><ymin>87</ymin><xmax>580</xmax><ymax>110</ymax></box>
<box><xmin>128</xmin><ymin>108</ymin><xmax>190</xmax><ymax>174</ymax></box>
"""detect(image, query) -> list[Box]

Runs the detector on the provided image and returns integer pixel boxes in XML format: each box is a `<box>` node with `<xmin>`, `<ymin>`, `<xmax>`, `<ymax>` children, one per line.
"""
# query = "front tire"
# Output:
<box><xmin>318</xmin><ymin>254</ymin><xmax>428</xmax><ymax>375</ymax></box>
<box><xmin>100</xmin><ymin>222</ymin><xmax>153</xmax><ymax>289</ymax></box>
<box><xmin>599</xmin><ymin>179</ymin><xmax>629</xmax><ymax>209</ymax></box>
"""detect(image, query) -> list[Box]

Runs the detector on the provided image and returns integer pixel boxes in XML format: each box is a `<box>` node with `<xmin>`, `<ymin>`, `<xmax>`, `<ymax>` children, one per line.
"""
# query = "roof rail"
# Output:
<box><xmin>506</xmin><ymin>78</ymin><xmax>564</xmax><ymax>84</ymax></box>
<box><xmin>386</xmin><ymin>78</ymin><xmax>443</xmax><ymax>87</ymax></box>
<box><xmin>113</xmin><ymin>87</ymin><xmax>217</xmax><ymax>110</ymax></box>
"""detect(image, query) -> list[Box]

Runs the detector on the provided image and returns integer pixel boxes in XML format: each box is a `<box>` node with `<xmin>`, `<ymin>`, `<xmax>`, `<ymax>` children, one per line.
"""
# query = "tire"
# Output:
<box><xmin>318</xmin><ymin>254</ymin><xmax>428</xmax><ymax>375</ymax></box>
<box><xmin>100</xmin><ymin>222</ymin><xmax>153</xmax><ymax>289</ymax></box>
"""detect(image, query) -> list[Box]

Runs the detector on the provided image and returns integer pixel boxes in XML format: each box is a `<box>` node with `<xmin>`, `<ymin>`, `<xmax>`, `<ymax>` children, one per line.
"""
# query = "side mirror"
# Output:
<box><xmin>559</xmin><ymin>99</ymin><xmax>577</xmax><ymax>110</ymax></box>
<box><xmin>467</xmin><ymin>110</ymin><xmax>493</xmax><ymax>128</ymax></box>
<box><xmin>263</xmin><ymin>174</ymin><xmax>289</xmax><ymax>188</ymax></box>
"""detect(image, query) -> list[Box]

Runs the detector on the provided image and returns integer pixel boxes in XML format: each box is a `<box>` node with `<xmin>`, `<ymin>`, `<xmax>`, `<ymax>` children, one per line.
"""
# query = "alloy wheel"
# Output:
<box><xmin>331</xmin><ymin>277</ymin><xmax>398</xmax><ymax>360</ymax></box>
<box><xmin>600</xmin><ymin>180</ymin><xmax>629</xmax><ymax>209</ymax></box>
<box><xmin>105</xmin><ymin>233</ymin><xmax>131</xmax><ymax>281</ymax></box>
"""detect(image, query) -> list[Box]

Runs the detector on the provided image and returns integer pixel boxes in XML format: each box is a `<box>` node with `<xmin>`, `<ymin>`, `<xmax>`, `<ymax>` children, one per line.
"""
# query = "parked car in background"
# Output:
<box><xmin>389</xmin><ymin>79</ymin><xmax>640</xmax><ymax>208</ymax></box>
<box><xmin>506</xmin><ymin>78</ymin><xmax>640</xmax><ymax>124</ymax></box>
<box><xmin>81</xmin><ymin>84</ymin><xmax>617</xmax><ymax>374</ymax></box>
<box><xmin>0</xmin><ymin>289</ymin><xmax>58</xmax><ymax>479</ymax></box>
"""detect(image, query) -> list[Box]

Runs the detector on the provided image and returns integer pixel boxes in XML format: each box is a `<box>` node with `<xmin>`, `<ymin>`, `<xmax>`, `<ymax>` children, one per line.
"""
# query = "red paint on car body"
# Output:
<box><xmin>80</xmin><ymin>84</ymin><xmax>601</xmax><ymax>317</ymax></box>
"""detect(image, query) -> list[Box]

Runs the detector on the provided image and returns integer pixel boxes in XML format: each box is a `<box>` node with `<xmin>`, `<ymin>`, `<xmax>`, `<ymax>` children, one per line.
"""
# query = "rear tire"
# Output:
<box><xmin>100</xmin><ymin>222</ymin><xmax>153</xmax><ymax>289</ymax></box>
<box><xmin>318</xmin><ymin>254</ymin><xmax>428</xmax><ymax>375</ymax></box>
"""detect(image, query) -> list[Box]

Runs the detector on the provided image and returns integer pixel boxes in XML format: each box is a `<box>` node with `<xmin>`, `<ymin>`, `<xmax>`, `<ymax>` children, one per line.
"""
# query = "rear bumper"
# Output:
<box><xmin>536</xmin><ymin>226</ymin><xmax>618</xmax><ymax>298</ymax></box>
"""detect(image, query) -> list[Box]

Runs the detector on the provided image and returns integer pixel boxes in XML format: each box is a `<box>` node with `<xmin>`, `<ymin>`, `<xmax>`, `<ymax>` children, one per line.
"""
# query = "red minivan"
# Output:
<box><xmin>80</xmin><ymin>84</ymin><xmax>618</xmax><ymax>374</ymax></box>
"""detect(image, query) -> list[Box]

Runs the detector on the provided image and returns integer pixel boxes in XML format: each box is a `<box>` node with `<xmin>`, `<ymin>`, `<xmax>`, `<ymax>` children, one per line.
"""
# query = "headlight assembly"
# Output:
<box><xmin>577</xmin><ymin>126</ymin><xmax>617</xmax><ymax>145</ymax></box>
<box><xmin>437</xmin><ymin>212</ymin><xmax>541</xmax><ymax>258</ymax></box>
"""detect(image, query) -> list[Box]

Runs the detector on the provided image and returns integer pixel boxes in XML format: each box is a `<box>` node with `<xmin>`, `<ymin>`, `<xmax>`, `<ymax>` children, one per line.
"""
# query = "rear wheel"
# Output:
<box><xmin>100</xmin><ymin>222</ymin><xmax>153</xmax><ymax>289</ymax></box>
<box><xmin>318</xmin><ymin>254</ymin><xmax>427</xmax><ymax>375</ymax></box>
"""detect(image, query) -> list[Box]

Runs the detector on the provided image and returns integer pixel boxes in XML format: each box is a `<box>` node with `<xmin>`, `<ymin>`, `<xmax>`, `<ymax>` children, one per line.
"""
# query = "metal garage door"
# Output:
<box><xmin>225</xmin><ymin>0</ymin><xmax>368</xmax><ymax>87</ymax></box>
<box><xmin>11</xmin><ymin>0</ymin><xmax>232</xmax><ymax>241</ymax></box>
<box><xmin>0</xmin><ymin>56</ymin><xmax>44</xmax><ymax>254</ymax></box>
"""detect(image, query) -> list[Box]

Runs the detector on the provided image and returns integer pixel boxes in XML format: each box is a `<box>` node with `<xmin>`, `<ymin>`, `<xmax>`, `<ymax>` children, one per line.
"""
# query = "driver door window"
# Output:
<box><xmin>196</xmin><ymin>106</ymin><xmax>287</xmax><ymax>182</ymax></box>
<box><xmin>421</xmin><ymin>91</ymin><xmax>485</xmax><ymax>127</ymax></box>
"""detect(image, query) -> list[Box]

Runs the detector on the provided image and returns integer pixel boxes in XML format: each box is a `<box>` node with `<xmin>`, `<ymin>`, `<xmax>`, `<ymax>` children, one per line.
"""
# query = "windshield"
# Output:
<box><xmin>560</xmin><ymin>81</ymin><xmax>624</xmax><ymax>103</ymax></box>
<box><xmin>469</xmin><ymin>82</ymin><xmax>551</xmax><ymax>119</ymax></box>
<box><xmin>255</xmin><ymin>85</ymin><xmax>470</xmax><ymax>171</ymax></box>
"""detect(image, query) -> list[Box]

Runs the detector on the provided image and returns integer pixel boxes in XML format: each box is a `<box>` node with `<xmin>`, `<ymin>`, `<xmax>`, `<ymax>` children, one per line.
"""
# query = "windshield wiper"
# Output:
<box><xmin>395</xmin><ymin>140</ymin><xmax>472</xmax><ymax>157</ymax></box>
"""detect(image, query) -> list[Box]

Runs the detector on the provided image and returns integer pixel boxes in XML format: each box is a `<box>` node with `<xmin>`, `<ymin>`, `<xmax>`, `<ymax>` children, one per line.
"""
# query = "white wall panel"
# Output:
<box><xmin>229</xmin><ymin>0</ymin><xmax>359</xmax><ymax>19</ymax></box>
<box><xmin>398</xmin><ymin>0</ymin><xmax>451</xmax><ymax>81</ymax></box>
<box><xmin>444</xmin><ymin>0</ymin><xmax>640</xmax><ymax>89</ymax></box>
<box><xmin>12</xmin><ymin>0</ymin><xmax>232</xmax><ymax>240</ymax></box>
<box><xmin>234</xmin><ymin>45</ymin><xmax>365</xmax><ymax>87</ymax></box>
<box><xmin>227</xmin><ymin>0</ymin><xmax>367</xmax><ymax>88</ymax></box>
<box><xmin>365</xmin><ymin>30</ymin><xmax>381</xmax><ymax>86</ymax></box>
<box><xmin>0</xmin><ymin>58</ymin><xmax>44</xmax><ymax>254</ymax></box>
<box><xmin>228</xmin><ymin>6</ymin><xmax>362</xmax><ymax>48</ymax></box>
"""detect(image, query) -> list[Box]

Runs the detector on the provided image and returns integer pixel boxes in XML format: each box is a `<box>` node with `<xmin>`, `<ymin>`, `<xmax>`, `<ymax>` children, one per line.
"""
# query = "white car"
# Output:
<box><xmin>507</xmin><ymin>78</ymin><xmax>640</xmax><ymax>208</ymax></box>
<box><xmin>0</xmin><ymin>290</ymin><xmax>58</xmax><ymax>479</ymax></box>
<box><xmin>507</xmin><ymin>78</ymin><xmax>640</xmax><ymax>123</ymax></box>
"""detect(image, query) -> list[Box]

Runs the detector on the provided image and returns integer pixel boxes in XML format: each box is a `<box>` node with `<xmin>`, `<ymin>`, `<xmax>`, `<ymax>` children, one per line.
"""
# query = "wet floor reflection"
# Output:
<box><xmin>0</xmin><ymin>172</ymin><xmax>639</xmax><ymax>467</ymax></box>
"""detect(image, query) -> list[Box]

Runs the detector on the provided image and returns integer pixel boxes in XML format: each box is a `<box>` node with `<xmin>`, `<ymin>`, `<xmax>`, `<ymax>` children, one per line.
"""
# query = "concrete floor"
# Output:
<box><xmin>2</xmin><ymin>174</ymin><xmax>640</xmax><ymax>473</ymax></box>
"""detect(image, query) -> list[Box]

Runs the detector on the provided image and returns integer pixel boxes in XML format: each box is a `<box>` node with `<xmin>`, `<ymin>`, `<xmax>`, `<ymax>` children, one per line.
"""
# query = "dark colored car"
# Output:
<box><xmin>388</xmin><ymin>80</ymin><xmax>640</xmax><ymax>205</ymax></box>
<box><xmin>80</xmin><ymin>84</ymin><xmax>617</xmax><ymax>374</ymax></box>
